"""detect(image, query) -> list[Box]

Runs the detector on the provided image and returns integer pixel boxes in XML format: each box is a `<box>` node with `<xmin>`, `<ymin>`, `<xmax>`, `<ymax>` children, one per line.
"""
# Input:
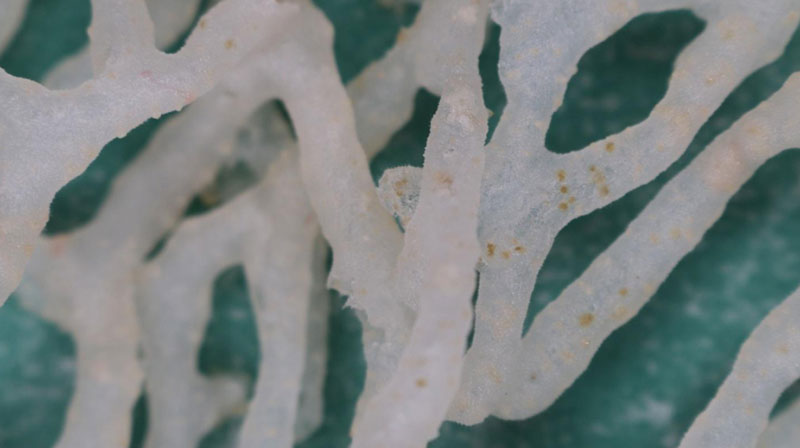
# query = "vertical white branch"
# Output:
<box><xmin>239</xmin><ymin>150</ymin><xmax>318</xmax><ymax>447</ymax></box>
<box><xmin>293</xmin><ymin>238</ymin><xmax>331</xmax><ymax>441</ymax></box>
<box><xmin>138</xmin><ymin>197</ymin><xmax>255</xmax><ymax>448</ymax></box>
<box><xmin>351</xmin><ymin>2</ymin><xmax>489</xmax><ymax>446</ymax></box>
<box><xmin>453</xmin><ymin>72</ymin><xmax>800</xmax><ymax>423</ymax></box>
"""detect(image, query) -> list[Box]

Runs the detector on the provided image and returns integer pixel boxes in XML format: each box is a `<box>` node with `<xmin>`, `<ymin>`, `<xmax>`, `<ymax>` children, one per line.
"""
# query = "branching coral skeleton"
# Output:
<box><xmin>2</xmin><ymin>0</ymin><xmax>800</xmax><ymax>447</ymax></box>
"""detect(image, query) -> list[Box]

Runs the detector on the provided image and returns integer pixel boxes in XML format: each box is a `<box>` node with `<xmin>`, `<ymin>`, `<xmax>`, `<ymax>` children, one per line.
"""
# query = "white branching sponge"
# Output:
<box><xmin>0</xmin><ymin>0</ymin><xmax>299</xmax><ymax>302</ymax></box>
<box><xmin>2</xmin><ymin>0</ymin><xmax>800</xmax><ymax>447</ymax></box>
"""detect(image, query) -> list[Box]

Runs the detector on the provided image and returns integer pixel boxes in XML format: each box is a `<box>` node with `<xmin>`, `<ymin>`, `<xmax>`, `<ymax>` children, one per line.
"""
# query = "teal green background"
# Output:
<box><xmin>1</xmin><ymin>1</ymin><xmax>799</xmax><ymax>447</ymax></box>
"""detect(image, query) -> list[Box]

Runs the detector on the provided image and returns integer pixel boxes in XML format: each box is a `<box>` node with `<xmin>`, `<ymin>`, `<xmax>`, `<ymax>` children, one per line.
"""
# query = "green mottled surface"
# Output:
<box><xmin>1</xmin><ymin>1</ymin><xmax>799</xmax><ymax>447</ymax></box>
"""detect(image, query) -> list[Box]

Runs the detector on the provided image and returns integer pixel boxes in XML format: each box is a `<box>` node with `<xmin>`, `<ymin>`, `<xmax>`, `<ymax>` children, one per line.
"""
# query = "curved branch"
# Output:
<box><xmin>679</xmin><ymin>286</ymin><xmax>800</xmax><ymax>448</ymax></box>
<box><xmin>452</xmin><ymin>72</ymin><xmax>800</xmax><ymax>423</ymax></box>
<box><xmin>238</xmin><ymin>150</ymin><xmax>318</xmax><ymax>448</ymax></box>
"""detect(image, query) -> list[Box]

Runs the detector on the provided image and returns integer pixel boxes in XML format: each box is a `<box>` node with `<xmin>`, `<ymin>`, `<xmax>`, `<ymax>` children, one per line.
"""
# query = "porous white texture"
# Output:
<box><xmin>3</xmin><ymin>0</ymin><xmax>800</xmax><ymax>447</ymax></box>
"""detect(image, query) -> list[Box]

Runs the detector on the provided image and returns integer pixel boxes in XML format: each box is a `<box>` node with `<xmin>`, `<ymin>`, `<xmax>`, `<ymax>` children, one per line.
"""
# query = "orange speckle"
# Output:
<box><xmin>435</xmin><ymin>171</ymin><xmax>453</xmax><ymax>188</ymax></box>
<box><xmin>49</xmin><ymin>235</ymin><xmax>70</xmax><ymax>256</ymax></box>
<box><xmin>568</xmin><ymin>196</ymin><xmax>576</xmax><ymax>204</ymax></box>
<box><xmin>722</xmin><ymin>27</ymin><xmax>735</xmax><ymax>40</ymax></box>
<box><xmin>589</xmin><ymin>165</ymin><xmax>597</xmax><ymax>172</ymax></box>
<box><xmin>199</xmin><ymin>189</ymin><xmax>220</xmax><ymax>206</ymax></box>
<box><xmin>487</xmin><ymin>366</ymin><xmax>503</xmax><ymax>384</ymax></box>
<box><xmin>599</xmin><ymin>185</ymin><xmax>610</xmax><ymax>196</ymax></box>
<box><xmin>397</xmin><ymin>27</ymin><xmax>409</xmax><ymax>43</ymax></box>
<box><xmin>558</xmin><ymin>202</ymin><xmax>569</xmax><ymax>211</ymax></box>
<box><xmin>487</xmin><ymin>243</ymin><xmax>496</xmax><ymax>257</ymax></box>
<box><xmin>619</xmin><ymin>288</ymin><xmax>628</xmax><ymax>297</ymax></box>
<box><xmin>415</xmin><ymin>378</ymin><xmax>427</xmax><ymax>388</ymax></box>
<box><xmin>224</xmin><ymin>39</ymin><xmax>236</xmax><ymax>50</ymax></box>
<box><xmin>501</xmin><ymin>251</ymin><xmax>510</xmax><ymax>259</ymax></box>
<box><xmin>514</xmin><ymin>246</ymin><xmax>525</xmax><ymax>253</ymax></box>
<box><xmin>557</xmin><ymin>169</ymin><xmax>566</xmax><ymax>182</ymax></box>
<box><xmin>199</xmin><ymin>19</ymin><xmax>207</xmax><ymax>30</ymax></box>
<box><xmin>560</xmin><ymin>185</ymin><xmax>569</xmax><ymax>194</ymax></box>
<box><xmin>605</xmin><ymin>142</ymin><xmax>615</xmax><ymax>152</ymax></box>
<box><xmin>746</xmin><ymin>125</ymin><xmax>764</xmax><ymax>136</ymax></box>
<box><xmin>579</xmin><ymin>313</ymin><xmax>595</xmax><ymax>327</ymax></box>
<box><xmin>394</xmin><ymin>178</ymin><xmax>408</xmax><ymax>197</ymax></box>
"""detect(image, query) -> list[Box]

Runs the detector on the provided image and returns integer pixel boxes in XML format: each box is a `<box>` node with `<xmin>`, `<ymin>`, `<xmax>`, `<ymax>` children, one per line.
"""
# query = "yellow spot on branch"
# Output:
<box><xmin>397</xmin><ymin>27</ymin><xmax>409</xmax><ymax>43</ymax></box>
<box><xmin>605</xmin><ymin>142</ymin><xmax>615</xmax><ymax>152</ymax></box>
<box><xmin>435</xmin><ymin>171</ymin><xmax>453</xmax><ymax>188</ymax></box>
<box><xmin>579</xmin><ymin>313</ymin><xmax>595</xmax><ymax>327</ymax></box>
<box><xmin>488</xmin><ymin>366</ymin><xmax>503</xmax><ymax>384</ymax></box>
<box><xmin>612</xmin><ymin>305</ymin><xmax>628</xmax><ymax>320</ymax></box>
